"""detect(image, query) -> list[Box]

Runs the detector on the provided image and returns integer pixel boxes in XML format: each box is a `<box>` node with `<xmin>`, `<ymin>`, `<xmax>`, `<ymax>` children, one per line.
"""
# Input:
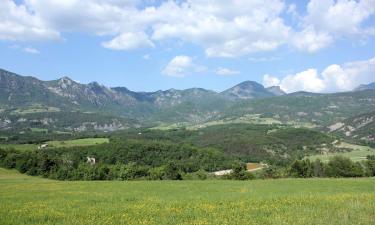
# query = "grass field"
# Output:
<box><xmin>30</xmin><ymin>128</ymin><xmax>49</xmax><ymax>133</ymax></box>
<box><xmin>45</xmin><ymin>138</ymin><xmax>109</xmax><ymax>148</ymax></box>
<box><xmin>0</xmin><ymin>169</ymin><xmax>374</xmax><ymax>225</ymax></box>
<box><xmin>152</xmin><ymin>114</ymin><xmax>318</xmax><ymax>131</ymax></box>
<box><xmin>307</xmin><ymin>142</ymin><xmax>375</xmax><ymax>162</ymax></box>
<box><xmin>11</xmin><ymin>106</ymin><xmax>60</xmax><ymax>115</ymax></box>
<box><xmin>0</xmin><ymin>138</ymin><xmax>109</xmax><ymax>151</ymax></box>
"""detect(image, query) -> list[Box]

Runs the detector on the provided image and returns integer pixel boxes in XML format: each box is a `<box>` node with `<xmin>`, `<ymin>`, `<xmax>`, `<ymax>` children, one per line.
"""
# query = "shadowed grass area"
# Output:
<box><xmin>0</xmin><ymin>168</ymin><xmax>374</xmax><ymax>225</ymax></box>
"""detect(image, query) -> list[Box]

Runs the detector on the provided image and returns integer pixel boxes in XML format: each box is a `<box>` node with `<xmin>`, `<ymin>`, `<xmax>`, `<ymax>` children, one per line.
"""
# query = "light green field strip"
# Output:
<box><xmin>307</xmin><ymin>142</ymin><xmax>375</xmax><ymax>162</ymax></box>
<box><xmin>152</xmin><ymin>114</ymin><xmax>318</xmax><ymax>131</ymax></box>
<box><xmin>0</xmin><ymin>138</ymin><xmax>109</xmax><ymax>151</ymax></box>
<box><xmin>11</xmin><ymin>106</ymin><xmax>61</xmax><ymax>115</ymax></box>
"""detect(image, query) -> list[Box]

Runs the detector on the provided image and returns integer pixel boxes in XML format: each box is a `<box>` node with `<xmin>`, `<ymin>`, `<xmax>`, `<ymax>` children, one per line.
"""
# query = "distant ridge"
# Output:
<box><xmin>1</xmin><ymin>68</ymin><xmax>374</xmax><ymax>131</ymax></box>
<box><xmin>354</xmin><ymin>82</ymin><xmax>375</xmax><ymax>91</ymax></box>
<box><xmin>0</xmin><ymin>68</ymin><xmax>283</xmax><ymax>103</ymax></box>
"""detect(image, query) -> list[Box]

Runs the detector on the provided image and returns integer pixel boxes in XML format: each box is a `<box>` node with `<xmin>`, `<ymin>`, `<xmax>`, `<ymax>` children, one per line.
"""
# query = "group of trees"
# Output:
<box><xmin>1</xmin><ymin>133</ymin><xmax>375</xmax><ymax>181</ymax></box>
<box><xmin>221</xmin><ymin>156</ymin><xmax>375</xmax><ymax>180</ymax></box>
<box><xmin>1</xmin><ymin>145</ymin><xmax>375</xmax><ymax>180</ymax></box>
<box><xmin>0</xmin><ymin>139</ymin><xmax>234</xmax><ymax>181</ymax></box>
<box><xmin>289</xmin><ymin>156</ymin><xmax>375</xmax><ymax>178</ymax></box>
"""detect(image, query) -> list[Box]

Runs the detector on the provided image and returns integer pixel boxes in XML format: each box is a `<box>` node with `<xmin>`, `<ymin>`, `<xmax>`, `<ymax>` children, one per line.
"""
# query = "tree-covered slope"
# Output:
<box><xmin>221</xmin><ymin>90</ymin><xmax>375</xmax><ymax>127</ymax></box>
<box><xmin>114</xmin><ymin>124</ymin><xmax>336</xmax><ymax>164</ymax></box>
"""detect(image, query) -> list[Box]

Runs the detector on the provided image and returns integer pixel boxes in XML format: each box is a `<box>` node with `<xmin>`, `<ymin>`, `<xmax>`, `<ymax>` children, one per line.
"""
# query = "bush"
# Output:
<box><xmin>3</xmin><ymin>153</ymin><xmax>17</xmax><ymax>169</ymax></box>
<box><xmin>163</xmin><ymin>162</ymin><xmax>182</xmax><ymax>180</ymax></box>
<box><xmin>289</xmin><ymin>159</ymin><xmax>313</xmax><ymax>178</ymax></box>
<box><xmin>365</xmin><ymin>160</ymin><xmax>375</xmax><ymax>176</ymax></box>
<box><xmin>325</xmin><ymin>156</ymin><xmax>364</xmax><ymax>177</ymax></box>
<box><xmin>148</xmin><ymin>166</ymin><xmax>165</xmax><ymax>180</ymax></box>
<box><xmin>313</xmin><ymin>159</ymin><xmax>325</xmax><ymax>177</ymax></box>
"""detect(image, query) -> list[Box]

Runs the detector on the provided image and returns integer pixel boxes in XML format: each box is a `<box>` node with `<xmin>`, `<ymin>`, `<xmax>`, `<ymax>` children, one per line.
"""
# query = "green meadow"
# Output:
<box><xmin>0</xmin><ymin>168</ymin><xmax>374</xmax><ymax>225</ymax></box>
<box><xmin>307</xmin><ymin>142</ymin><xmax>375</xmax><ymax>162</ymax></box>
<box><xmin>0</xmin><ymin>138</ymin><xmax>109</xmax><ymax>151</ymax></box>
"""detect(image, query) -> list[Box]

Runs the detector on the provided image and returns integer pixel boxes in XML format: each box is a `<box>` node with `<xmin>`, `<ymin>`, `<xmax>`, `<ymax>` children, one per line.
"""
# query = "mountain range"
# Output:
<box><xmin>0</xmin><ymin>68</ymin><xmax>283</xmax><ymax>111</ymax></box>
<box><xmin>0</xmin><ymin>68</ymin><xmax>375</xmax><ymax>142</ymax></box>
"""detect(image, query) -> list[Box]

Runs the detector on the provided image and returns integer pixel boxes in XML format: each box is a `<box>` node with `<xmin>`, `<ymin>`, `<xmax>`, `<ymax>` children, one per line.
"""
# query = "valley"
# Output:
<box><xmin>0</xmin><ymin>68</ymin><xmax>374</xmax><ymax>224</ymax></box>
<box><xmin>1</xmin><ymin>1</ymin><xmax>375</xmax><ymax>224</ymax></box>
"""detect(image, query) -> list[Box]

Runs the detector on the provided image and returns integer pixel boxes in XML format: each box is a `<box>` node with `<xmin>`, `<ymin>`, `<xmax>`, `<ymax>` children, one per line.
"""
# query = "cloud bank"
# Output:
<box><xmin>263</xmin><ymin>57</ymin><xmax>375</xmax><ymax>93</ymax></box>
<box><xmin>1</xmin><ymin>0</ymin><xmax>374</xmax><ymax>56</ymax></box>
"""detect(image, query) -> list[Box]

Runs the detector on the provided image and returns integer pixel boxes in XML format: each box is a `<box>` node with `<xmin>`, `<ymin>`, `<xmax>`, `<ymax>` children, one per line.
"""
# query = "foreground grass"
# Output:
<box><xmin>0</xmin><ymin>138</ymin><xmax>109</xmax><ymax>151</ymax></box>
<box><xmin>0</xmin><ymin>169</ymin><xmax>374</xmax><ymax>225</ymax></box>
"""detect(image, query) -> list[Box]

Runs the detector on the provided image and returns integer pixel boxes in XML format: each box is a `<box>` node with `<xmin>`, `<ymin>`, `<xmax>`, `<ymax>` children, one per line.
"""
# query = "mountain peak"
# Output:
<box><xmin>88</xmin><ymin>81</ymin><xmax>101</xmax><ymax>87</ymax></box>
<box><xmin>56</xmin><ymin>76</ymin><xmax>77</xmax><ymax>89</ymax></box>
<box><xmin>59</xmin><ymin>76</ymin><xmax>73</xmax><ymax>80</ymax></box>
<box><xmin>236</xmin><ymin>81</ymin><xmax>264</xmax><ymax>88</ymax></box>
<box><xmin>221</xmin><ymin>80</ymin><xmax>275</xmax><ymax>99</ymax></box>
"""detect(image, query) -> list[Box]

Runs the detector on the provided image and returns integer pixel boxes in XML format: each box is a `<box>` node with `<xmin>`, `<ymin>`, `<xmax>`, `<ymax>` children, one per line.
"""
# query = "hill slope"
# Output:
<box><xmin>329</xmin><ymin>111</ymin><xmax>375</xmax><ymax>145</ymax></box>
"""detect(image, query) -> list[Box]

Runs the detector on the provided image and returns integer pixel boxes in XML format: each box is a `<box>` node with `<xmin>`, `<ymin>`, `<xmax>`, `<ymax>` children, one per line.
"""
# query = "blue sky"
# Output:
<box><xmin>1</xmin><ymin>0</ymin><xmax>375</xmax><ymax>93</ymax></box>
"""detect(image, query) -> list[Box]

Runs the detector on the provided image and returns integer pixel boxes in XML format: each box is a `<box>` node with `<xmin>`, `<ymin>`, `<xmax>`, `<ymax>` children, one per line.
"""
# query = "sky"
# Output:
<box><xmin>0</xmin><ymin>0</ymin><xmax>375</xmax><ymax>93</ymax></box>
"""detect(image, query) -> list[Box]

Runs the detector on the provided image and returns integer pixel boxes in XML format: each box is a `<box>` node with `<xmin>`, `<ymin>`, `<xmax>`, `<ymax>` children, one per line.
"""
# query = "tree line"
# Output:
<box><xmin>1</xmin><ymin>141</ymin><xmax>375</xmax><ymax>180</ymax></box>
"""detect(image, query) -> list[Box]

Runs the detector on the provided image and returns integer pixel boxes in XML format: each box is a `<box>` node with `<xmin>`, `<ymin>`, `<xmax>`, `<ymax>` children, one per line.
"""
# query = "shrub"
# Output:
<box><xmin>289</xmin><ymin>159</ymin><xmax>313</xmax><ymax>178</ymax></box>
<box><xmin>163</xmin><ymin>162</ymin><xmax>182</xmax><ymax>180</ymax></box>
<box><xmin>325</xmin><ymin>156</ymin><xmax>364</xmax><ymax>177</ymax></box>
<box><xmin>365</xmin><ymin>160</ymin><xmax>375</xmax><ymax>176</ymax></box>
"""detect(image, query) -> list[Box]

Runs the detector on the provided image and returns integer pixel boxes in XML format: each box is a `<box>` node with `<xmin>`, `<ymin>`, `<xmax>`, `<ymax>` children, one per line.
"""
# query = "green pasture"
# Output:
<box><xmin>0</xmin><ymin>138</ymin><xmax>109</xmax><ymax>151</ymax></box>
<box><xmin>0</xmin><ymin>168</ymin><xmax>374</xmax><ymax>225</ymax></box>
<box><xmin>307</xmin><ymin>142</ymin><xmax>375</xmax><ymax>162</ymax></box>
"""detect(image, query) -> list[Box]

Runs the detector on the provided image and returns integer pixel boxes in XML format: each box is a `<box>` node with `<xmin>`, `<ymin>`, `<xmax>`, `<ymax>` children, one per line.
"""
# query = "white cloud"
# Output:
<box><xmin>263</xmin><ymin>74</ymin><xmax>280</xmax><ymax>87</ymax></box>
<box><xmin>0</xmin><ymin>0</ymin><xmax>60</xmax><ymax>41</ymax></box>
<box><xmin>24</xmin><ymin>0</ymin><xmax>140</xmax><ymax>35</ymax></box>
<box><xmin>102</xmin><ymin>32</ymin><xmax>154</xmax><ymax>50</ymax></box>
<box><xmin>23</xmin><ymin>47</ymin><xmax>40</xmax><ymax>54</ymax></box>
<box><xmin>151</xmin><ymin>0</ymin><xmax>290</xmax><ymax>57</ymax></box>
<box><xmin>292</xmin><ymin>0</ymin><xmax>375</xmax><ymax>52</ymax></box>
<box><xmin>263</xmin><ymin>57</ymin><xmax>375</xmax><ymax>93</ymax></box>
<box><xmin>162</xmin><ymin>55</ymin><xmax>197</xmax><ymax>77</ymax></box>
<box><xmin>215</xmin><ymin>67</ymin><xmax>240</xmax><ymax>76</ymax></box>
<box><xmin>279</xmin><ymin>69</ymin><xmax>326</xmax><ymax>93</ymax></box>
<box><xmin>305</xmin><ymin>0</ymin><xmax>375</xmax><ymax>35</ymax></box>
<box><xmin>292</xmin><ymin>26</ymin><xmax>333</xmax><ymax>53</ymax></box>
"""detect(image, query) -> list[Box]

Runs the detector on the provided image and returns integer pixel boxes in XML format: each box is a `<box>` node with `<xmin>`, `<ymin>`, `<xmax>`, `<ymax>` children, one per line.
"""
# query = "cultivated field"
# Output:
<box><xmin>0</xmin><ymin>169</ymin><xmax>374</xmax><ymax>225</ymax></box>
